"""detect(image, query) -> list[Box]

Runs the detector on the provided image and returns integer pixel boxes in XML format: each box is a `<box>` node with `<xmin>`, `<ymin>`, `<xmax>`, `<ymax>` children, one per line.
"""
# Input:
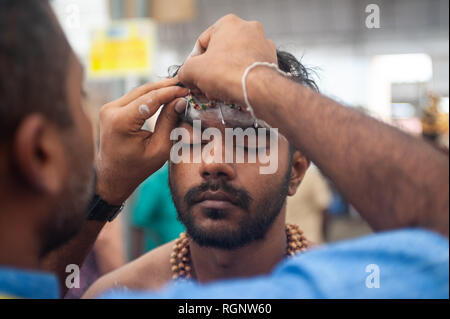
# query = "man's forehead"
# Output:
<box><xmin>178</xmin><ymin>117</ymin><xmax>255</xmax><ymax>131</ymax></box>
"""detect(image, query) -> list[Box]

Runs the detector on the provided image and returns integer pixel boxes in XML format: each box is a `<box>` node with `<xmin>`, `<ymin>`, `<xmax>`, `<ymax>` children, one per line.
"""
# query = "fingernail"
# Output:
<box><xmin>175</xmin><ymin>99</ymin><xmax>188</xmax><ymax>114</ymax></box>
<box><xmin>139</xmin><ymin>104</ymin><xmax>150</xmax><ymax>116</ymax></box>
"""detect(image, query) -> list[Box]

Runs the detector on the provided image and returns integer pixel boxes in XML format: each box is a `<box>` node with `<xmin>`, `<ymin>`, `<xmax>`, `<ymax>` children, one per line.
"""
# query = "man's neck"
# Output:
<box><xmin>188</xmin><ymin>212</ymin><xmax>287</xmax><ymax>283</ymax></box>
<box><xmin>0</xmin><ymin>202</ymin><xmax>42</xmax><ymax>270</ymax></box>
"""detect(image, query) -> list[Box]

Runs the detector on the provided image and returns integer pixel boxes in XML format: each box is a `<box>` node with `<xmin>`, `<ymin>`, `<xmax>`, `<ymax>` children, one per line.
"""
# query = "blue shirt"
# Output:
<box><xmin>102</xmin><ymin>228</ymin><xmax>449</xmax><ymax>299</ymax></box>
<box><xmin>0</xmin><ymin>267</ymin><xmax>59</xmax><ymax>299</ymax></box>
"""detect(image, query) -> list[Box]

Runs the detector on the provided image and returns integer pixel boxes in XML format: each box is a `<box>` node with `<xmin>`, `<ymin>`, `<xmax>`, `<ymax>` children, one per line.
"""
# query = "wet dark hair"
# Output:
<box><xmin>0</xmin><ymin>0</ymin><xmax>73</xmax><ymax>142</ymax></box>
<box><xmin>276</xmin><ymin>50</ymin><xmax>319</xmax><ymax>92</ymax></box>
<box><xmin>169</xmin><ymin>49</ymin><xmax>319</xmax><ymax>92</ymax></box>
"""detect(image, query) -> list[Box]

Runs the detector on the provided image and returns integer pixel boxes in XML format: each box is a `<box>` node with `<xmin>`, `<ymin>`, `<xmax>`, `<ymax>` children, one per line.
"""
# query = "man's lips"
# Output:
<box><xmin>194</xmin><ymin>191</ymin><xmax>238</xmax><ymax>209</ymax></box>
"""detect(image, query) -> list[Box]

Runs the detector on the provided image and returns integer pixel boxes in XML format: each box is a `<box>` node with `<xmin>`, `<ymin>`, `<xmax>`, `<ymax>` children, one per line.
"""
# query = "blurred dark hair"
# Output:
<box><xmin>0</xmin><ymin>0</ymin><xmax>72</xmax><ymax>142</ymax></box>
<box><xmin>169</xmin><ymin>49</ymin><xmax>319</xmax><ymax>92</ymax></box>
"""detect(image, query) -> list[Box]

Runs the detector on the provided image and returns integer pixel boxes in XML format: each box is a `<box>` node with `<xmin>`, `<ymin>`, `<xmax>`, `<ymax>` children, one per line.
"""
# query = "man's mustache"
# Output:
<box><xmin>184</xmin><ymin>179</ymin><xmax>252</xmax><ymax>211</ymax></box>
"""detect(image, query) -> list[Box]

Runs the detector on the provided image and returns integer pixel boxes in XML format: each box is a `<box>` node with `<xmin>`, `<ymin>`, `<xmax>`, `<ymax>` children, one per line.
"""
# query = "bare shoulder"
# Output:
<box><xmin>83</xmin><ymin>240</ymin><xmax>175</xmax><ymax>299</ymax></box>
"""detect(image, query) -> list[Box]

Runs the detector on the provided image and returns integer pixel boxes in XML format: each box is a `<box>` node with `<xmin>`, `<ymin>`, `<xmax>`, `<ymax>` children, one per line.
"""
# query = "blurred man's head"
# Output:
<box><xmin>0</xmin><ymin>0</ymin><xmax>95</xmax><ymax>257</ymax></box>
<box><xmin>168</xmin><ymin>51</ymin><xmax>317</xmax><ymax>250</ymax></box>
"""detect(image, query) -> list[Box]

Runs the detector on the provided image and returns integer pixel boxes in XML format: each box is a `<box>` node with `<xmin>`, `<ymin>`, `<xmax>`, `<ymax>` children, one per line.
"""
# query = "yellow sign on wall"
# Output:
<box><xmin>89</xmin><ymin>19</ymin><xmax>156</xmax><ymax>78</ymax></box>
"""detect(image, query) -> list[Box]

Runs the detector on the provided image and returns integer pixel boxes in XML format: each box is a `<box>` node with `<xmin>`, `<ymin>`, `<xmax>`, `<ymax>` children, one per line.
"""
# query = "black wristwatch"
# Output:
<box><xmin>86</xmin><ymin>194</ymin><xmax>124</xmax><ymax>222</ymax></box>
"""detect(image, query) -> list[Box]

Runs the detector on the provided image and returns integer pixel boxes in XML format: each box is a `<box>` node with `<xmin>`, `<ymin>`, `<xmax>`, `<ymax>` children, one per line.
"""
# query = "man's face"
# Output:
<box><xmin>169</xmin><ymin>119</ymin><xmax>293</xmax><ymax>250</ymax></box>
<box><xmin>39</xmin><ymin>54</ymin><xmax>95</xmax><ymax>255</ymax></box>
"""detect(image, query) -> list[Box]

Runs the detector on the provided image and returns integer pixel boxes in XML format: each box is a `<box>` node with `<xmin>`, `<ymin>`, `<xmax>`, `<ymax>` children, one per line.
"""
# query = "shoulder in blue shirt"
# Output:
<box><xmin>102</xmin><ymin>228</ymin><xmax>449</xmax><ymax>299</ymax></box>
<box><xmin>0</xmin><ymin>267</ymin><xmax>59</xmax><ymax>299</ymax></box>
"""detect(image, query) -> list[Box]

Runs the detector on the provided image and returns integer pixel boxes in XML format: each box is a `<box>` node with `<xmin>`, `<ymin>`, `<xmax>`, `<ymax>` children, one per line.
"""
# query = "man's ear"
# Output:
<box><xmin>12</xmin><ymin>114</ymin><xmax>67</xmax><ymax>195</ymax></box>
<box><xmin>287</xmin><ymin>150</ymin><xmax>310</xmax><ymax>196</ymax></box>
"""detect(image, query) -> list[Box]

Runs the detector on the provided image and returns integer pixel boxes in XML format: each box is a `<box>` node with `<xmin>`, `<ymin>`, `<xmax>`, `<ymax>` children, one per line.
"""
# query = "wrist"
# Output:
<box><xmin>96</xmin><ymin>179</ymin><xmax>125</xmax><ymax>206</ymax></box>
<box><xmin>244</xmin><ymin>65</ymin><xmax>283</xmax><ymax>118</ymax></box>
<box><xmin>95</xmin><ymin>161</ymin><xmax>127</xmax><ymax>206</ymax></box>
<box><xmin>86</xmin><ymin>194</ymin><xmax>124</xmax><ymax>222</ymax></box>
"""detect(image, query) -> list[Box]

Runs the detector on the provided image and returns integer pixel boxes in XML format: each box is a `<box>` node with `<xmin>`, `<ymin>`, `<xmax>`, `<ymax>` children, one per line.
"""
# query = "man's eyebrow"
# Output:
<box><xmin>178</xmin><ymin>113</ymin><xmax>194</xmax><ymax>126</ymax></box>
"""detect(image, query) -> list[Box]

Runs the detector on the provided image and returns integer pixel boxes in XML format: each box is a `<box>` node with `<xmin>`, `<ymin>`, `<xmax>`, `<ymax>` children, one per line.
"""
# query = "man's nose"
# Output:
<box><xmin>200</xmin><ymin>161</ymin><xmax>236</xmax><ymax>181</ymax></box>
<box><xmin>198</xmin><ymin>135</ymin><xmax>236</xmax><ymax>181</ymax></box>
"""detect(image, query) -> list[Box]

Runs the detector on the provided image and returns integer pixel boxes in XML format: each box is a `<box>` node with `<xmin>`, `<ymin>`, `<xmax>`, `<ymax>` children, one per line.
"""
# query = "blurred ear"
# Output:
<box><xmin>287</xmin><ymin>150</ymin><xmax>310</xmax><ymax>196</ymax></box>
<box><xmin>12</xmin><ymin>114</ymin><xmax>67</xmax><ymax>196</ymax></box>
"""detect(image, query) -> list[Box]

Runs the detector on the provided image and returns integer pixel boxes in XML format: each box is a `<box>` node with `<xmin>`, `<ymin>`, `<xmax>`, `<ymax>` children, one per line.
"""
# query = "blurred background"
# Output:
<box><xmin>49</xmin><ymin>0</ymin><xmax>449</xmax><ymax>297</ymax></box>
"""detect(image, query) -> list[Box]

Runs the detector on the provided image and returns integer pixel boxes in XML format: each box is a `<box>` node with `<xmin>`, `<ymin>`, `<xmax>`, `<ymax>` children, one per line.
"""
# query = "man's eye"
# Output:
<box><xmin>187</xmin><ymin>142</ymin><xmax>208</xmax><ymax>147</ymax></box>
<box><xmin>235</xmin><ymin>141</ymin><xmax>268</xmax><ymax>151</ymax></box>
<box><xmin>250</xmin><ymin>145</ymin><xmax>268</xmax><ymax>151</ymax></box>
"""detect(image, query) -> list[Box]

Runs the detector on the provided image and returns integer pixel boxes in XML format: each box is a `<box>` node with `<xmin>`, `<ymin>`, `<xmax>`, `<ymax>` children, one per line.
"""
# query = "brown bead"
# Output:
<box><xmin>179</xmin><ymin>270</ymin><xmax>186</xmax><ymax>276</ymax></box>
<box><xmin>182</xmin><ymin>256</ymin><xmax>188</xmax><ymax>262</ymax></box>
<box><xmin>171</xmin><ymin>265</ymin><xmax>178</xmax><ymax>272</ymax></box>
<box><xmin>180</xmin><ymin>247</ymin><xmax>188</xmax><ymax>255</ymax></box>
<box><xmin>178</xmin><ymin>262</ymin><xmax>185</xmax><ymax>269</ymax></box>
<box><xmin>185</xmin><ymin>265</ymin><xmax>191</xmax><ymax>272</ymax></box>
<box><xmin>170</xmin><ymin>258</ymin><xmax>176</xmax><ymax>265</ymax></box>
<box><xmin>177</xmin><ymin>253</ymin><xmax>184</xmax><ymax>259</ymax></box>
<box><xmin>172</xmin><ymin>274</ymin><xmax>178</xmax><ymax>280</ymax></box>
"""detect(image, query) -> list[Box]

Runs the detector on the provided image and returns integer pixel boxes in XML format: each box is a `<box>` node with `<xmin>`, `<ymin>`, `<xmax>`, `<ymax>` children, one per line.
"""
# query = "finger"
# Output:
<box><xmin>121</xmin><ymin>86</ymin><xmax>189</xmax><ymax>131</ymax></box>
<box><xmin>267</xmin><ymin>39</ymin><xmax>276</xmax><ymax>51</ymax></box>
<box><xmin>177</xmin><ymin>55</ymin><xmax>203</xmax><ymax>91</ymax></box>
<box><xmin>188</xmin><ymin>14</ymin><xmax>244</xmax><ymax>59</ymax></box>
<box><xmin>116</xmin><ymin>77</ymin><xmax>180</xmax><ymax>106</ymax></box>
<box><xmin>145</xmin><ymin>99</ymin><xmax>181</xmax><ymax>159</ymax></box>
<box><xmin>174</xmin><ymin>97</ymin><xmax>188</xmax><ymax>114</ymax></box>
<box><xmin>195</xmin><ymin>25</ymin><xmax>214</xmax><ymax>54</ymax></box>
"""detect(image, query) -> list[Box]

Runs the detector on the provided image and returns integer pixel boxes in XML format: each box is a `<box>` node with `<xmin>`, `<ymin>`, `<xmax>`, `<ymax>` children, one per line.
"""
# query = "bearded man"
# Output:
<box><xmin>84</xmin><ymin>51</ymin><xmax>318</xmax><ymax>297</ymax></box>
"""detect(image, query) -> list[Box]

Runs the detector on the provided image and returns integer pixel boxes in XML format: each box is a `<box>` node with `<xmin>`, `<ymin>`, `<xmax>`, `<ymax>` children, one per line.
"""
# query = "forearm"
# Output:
<box><xmin>248</xmin><ymin>68</ymin><xmax>449</xmax><ymax>236</ymax></box>
<box><xmin>132</xmin><ymin>228</ymin><xmax>145</xmax><ymax>259</ymax></box>
<box><xmin>94</xmin><ymin>219</ymin><xmax>126</xmax><ymax>274</ymax></box>
<box><xmin>40</xmin><ymin>220</ymin><xmax>106</xmax><ymax>296</ymax></box>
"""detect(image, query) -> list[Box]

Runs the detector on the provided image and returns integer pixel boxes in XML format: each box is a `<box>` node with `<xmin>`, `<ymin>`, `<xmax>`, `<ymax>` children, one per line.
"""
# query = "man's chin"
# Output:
<box><xmin>203</xmin><ymin>208</ymin><xmax>230</xmax><ymax>220</ymax></box>
<box><xmin>183</xmin><ymin>218</ymin><xmax>252</xmax><ymax>250</ymax></box>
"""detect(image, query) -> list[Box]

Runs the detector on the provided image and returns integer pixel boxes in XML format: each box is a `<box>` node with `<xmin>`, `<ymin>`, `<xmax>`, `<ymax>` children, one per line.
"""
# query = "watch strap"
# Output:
<box><xmin>86</xmin><ymin>194</ymin><xmax>123</xmax><ymax>222</ymax></box>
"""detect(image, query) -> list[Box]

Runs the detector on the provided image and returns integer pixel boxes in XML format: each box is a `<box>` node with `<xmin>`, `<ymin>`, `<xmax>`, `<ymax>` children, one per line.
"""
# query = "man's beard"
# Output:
<box><xmin>39</xmin><ymin>143</ymin><xmax>95</xmax><ymax>258</ymax></box>
<box><xmin>169</xmin><ymin>166</ymin><xmax>291</xmax><ymax>250</ymax></box>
